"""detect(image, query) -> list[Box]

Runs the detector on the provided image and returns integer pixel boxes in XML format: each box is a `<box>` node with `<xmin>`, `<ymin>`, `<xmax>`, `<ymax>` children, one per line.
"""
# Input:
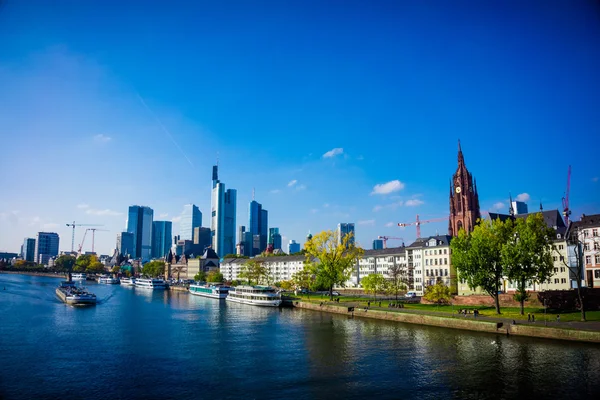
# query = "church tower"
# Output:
<box><xmin>449</xmin><ymin>141</ymin><xmax>481</xmax><ymax>236</ymax></box>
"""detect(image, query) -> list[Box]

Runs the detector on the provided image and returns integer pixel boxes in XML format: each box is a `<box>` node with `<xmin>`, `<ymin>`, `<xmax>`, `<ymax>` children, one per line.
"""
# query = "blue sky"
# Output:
<box><xmin>1</xmin><ymin>0</ymin><xmax>599</xmax><ymax>255</ymax></box>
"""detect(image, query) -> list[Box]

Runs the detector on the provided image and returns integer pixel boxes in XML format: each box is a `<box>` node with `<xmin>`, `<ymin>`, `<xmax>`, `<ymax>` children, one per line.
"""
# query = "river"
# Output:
<box><xmin>1</xmin><ymin>274</ymin><xmax>599</xmax><ymax>399</ymax></box>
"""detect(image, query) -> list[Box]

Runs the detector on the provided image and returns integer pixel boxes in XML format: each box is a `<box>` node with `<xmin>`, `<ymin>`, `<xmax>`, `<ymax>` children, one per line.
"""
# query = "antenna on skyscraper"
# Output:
<box><xmin>216</xmin><ymin>152</ymin><xmax>219</xmax><ymax>167</ymax></box>
<box><xmin>252</xmin><ymin>187</ymin><xmax>255</xmax><ymax>201</ymax></box>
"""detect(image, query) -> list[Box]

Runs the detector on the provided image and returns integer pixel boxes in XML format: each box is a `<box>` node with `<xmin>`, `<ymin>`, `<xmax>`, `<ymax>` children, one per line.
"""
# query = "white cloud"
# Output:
<box><xmin>592</xmin><ymin>177</ymin><xmax>599</xmax><ymax>183</ymax></box>
<box><xmin>158</xmin><ymin>213</ymin><xmax>169</xmax><ymax>218</ymax></box>
<box><xmin>515</xmin><ymin>193</ymin><xmax>530</xmax><ymax>202</ymax></box>
<box><xmin>287</xmin><ymin>179</ymin><xmax>297</xmax><ymax>187</ymax></box>
<box><xmin>373</xmin><ymin>205</ymin><xmax>383</xmax><ymax>212</ymax></box>
<box><xmin>310</xmin><ymin>208</ymin><xmax>319</xmax><ymax>214</ymax></box>
<box><xmin>171</xmin><ymin>216</ymin><xmax>182</xmax><ymax>223</ymax></box>
<box><xmin>371</xmin><ymin>180</ymin><xmax>405</xmax><ymax>195</ymax></box>
<box><xmin>404</xmin><ymin>199</ymin><xmax>424</xmax><ymax>207</ymax></box>
<box><xmin>358</xmin><ymin>219</ymin><xmax>375</xmax><ymax>226</ymax></box>
<box><xmin>385</xmin><ymin>222</ymin><xmax>394</xmax><ymax>227</ymax></box>
<box><xmin>270</xmin><ymin>189</ymin><xmax>281</xmax><ymax>194</ymax></box>
<box><xmin>492</xmin><ymin>202</ymin><xmax>505</xmax><ymax>211</ymax></box>
<box><xmin>296</xmin><ymin>184</ymin><xmax>307</xmax><ymax>191</ymax></box>
<box><xmin>322</xmin><ymin>147</ymin><xmax>344</xmax><ymax>158</ymax></box>
<box><xmin>93</xmin><ymin>134</ymin><xmax>112</xmax><ymax>144</ymax></box>
<box><xmin>77</xmin><ymin>203</ymin><xmax>90</xmax><ymax>209</ymax></box>
<box><xmin>86</xmin><ymin>208</ymin><xmax>122</xmax><ymax>216</ymax></box>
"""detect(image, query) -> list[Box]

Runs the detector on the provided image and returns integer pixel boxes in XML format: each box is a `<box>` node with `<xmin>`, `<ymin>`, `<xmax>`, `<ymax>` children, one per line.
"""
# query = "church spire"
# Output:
<box><xmin>458</xmin><ymin>139</ymin><xmax>464</xmax><ymax>164</ymax></box>
<box><xmin>509</xmin><ymin>193</ymin><xmax>515</xmax><ymax>216</ymax></box>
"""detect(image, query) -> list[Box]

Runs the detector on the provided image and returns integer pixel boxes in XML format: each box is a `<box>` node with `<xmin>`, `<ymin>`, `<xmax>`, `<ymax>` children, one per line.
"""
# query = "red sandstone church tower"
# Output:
<box><xmin>449</xmin><ymin>141</ymin><xmax>481</xmax><ymax>236</ymax></box>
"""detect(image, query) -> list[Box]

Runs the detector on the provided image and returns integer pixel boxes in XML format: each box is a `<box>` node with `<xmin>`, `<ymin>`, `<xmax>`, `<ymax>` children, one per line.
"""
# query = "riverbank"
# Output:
<box><xmin>0</xmin><ymin>270</ymin><xmax>64</xmax><ymax>279</ymax></box>
<box><xmin>293</xmin><ymin>301</ymin><xmax>600</xmax><ymax>344</ymax></box>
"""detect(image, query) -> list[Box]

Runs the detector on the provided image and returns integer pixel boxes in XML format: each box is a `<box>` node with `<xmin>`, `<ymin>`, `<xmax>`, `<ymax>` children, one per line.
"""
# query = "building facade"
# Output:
<box><xmin>372</xmin><ymin>239</ymin><xmax>383</xmax><ymax>250</ymax></box>
<box><xmin>180</xmin><ymin>204</ymin><xmax>202</xmax><ymax>241</ymax></box>
<box><xmin>22</xmin><ymin>237</ymin><xmax>36</xmax><ymax>262</ymax></box>
<box><xmin>116</xmin><ymin>232</ymin><xmax>135</xmax><ymax>258</ymax></box>
<box><xmin>193</xmin><ymin>226</ymin><xmax>212</xmax><ymax>255</ymax></box>
<box><xmin>571</xmin><ymin>214</ymin><xmax>600</xmax><ymax>288</ymax></box>
<box><xmin>337</xmin><ymin>223</ymin><xmax>355</xmax><ymax>247</ymax></box>
<box><xmin>248</xmin><ymin>200</ymin><xmax>268</xmax><ymax>255</ymax></box>
<box><xmin>34</xmin><ymin>232</ymin><xmax>59</xmax><ymax>265</ymax></box>
<box><xmin>152</xmin><ymin>221</ymin><xmax>173</xmax><ymax>259</ymax></box>
<box><xmin>449</xmin><ymin>141</ymin><xmax>481</xmax><ymax>236</ymax></box>
<box><xmin>288</xmin><ymin>240</ymin><xmax>300</xmax><ymax>254</ymax></box>
<box><xmin>127</xmin><ymin>205</ymin><xmax>154</xmax><ymax>261</ymax></box>
<box><xmin>511</xmin><ymin>201</ymin><xmax>528</xmax><ymax>215</ymax></box>
<box><xmin>268</xmin><ymin>227</ymin><xmax>282</xmax><ymax>251</ymax></box>
<box><xmin>211</xmin><ymin>165</ymin><xmax>237</xmax><ymax>257</ymax></box>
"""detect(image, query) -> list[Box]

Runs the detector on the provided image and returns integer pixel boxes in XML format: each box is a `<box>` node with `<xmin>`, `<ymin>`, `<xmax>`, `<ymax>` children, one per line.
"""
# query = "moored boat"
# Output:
<box><xmin>189</xmin><ymin>283</ymin><xmax>230</xmax><ymax>299</ymax></box>
<box><xmin>120</xmin><ymin>277</ymin><xmax>136</xmax><ymax>286</ymax></box>
<box><xmin>98</xmin><ymin>275</ymin><xmax>120</xmax><ymax>284</ymax></box>
<box><xmin>135</xmin><ymin>278</ymin><xmax>167</xmax><ymax>290</ymax></box>
<box><xmin>226</xmin><ymin>285</ymin><xmax>282</xmax><ymax>307</ymax></box>
<box><xmin>72</xmin><ymin>273</ymin><xmax>87</xmax><ymax>280</ymax></box>
<box><xmin>55</xmin><ymin>281</ymin><xmax>97</xmax><ymax>305</ymax></box>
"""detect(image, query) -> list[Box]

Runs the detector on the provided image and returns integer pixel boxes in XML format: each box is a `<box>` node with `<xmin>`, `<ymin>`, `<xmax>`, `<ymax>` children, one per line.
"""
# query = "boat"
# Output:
<box><xmin>135</xmin><ymin>278</ymin><xmax>167</xmax><ymax>290</ymax></box>
<box><xmin>72</xmin><ymin>273</ymin><xmax>87</xmax><ymax>280</ymax></box>
<box><xmin>189</xmin><ymin>283</ymin><xmax>230</xmax><ymax>299</ymax></box>
<box><xmin>120</xmin><ymin>277</ymin><xmax>136</xmax><ymax>286</ymax></box>
<box><xmin>226</xmin><ymin>285</ymin><xmax>282</xmax><ymax>307</ymax></box>
<box><xmin>98</xmin><ymin>275</ymin><xmax>120</xmax><ymax>284</ymax></box>
<box><xmin>55</xmin><ymin>281</ymin><xmax>97</xmax><ymax>305</ymax></box>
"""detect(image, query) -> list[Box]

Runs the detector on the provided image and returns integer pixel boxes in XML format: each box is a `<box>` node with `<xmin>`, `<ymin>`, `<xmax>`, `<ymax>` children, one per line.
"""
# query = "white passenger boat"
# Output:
<box><xmin>189</xmin><ymin>283</ymin><xmax>230</xmax><ymax>299</ymax></box>
<box><xmin>135</xmin><ymin>278</ymin><xmax>167</xmax><ymax>290</ymax></box>
<box><xmin>98</xmin><ymin>275</ymin><xmax>120</xmax><ymax>284</ymax></box>
<box><xmin>120</xmin><ymin>277</ymin><xmax>136</xmax><ymax>286</ymax></box>
<box><xmin>71</xmin><ymin>273</ymin><xmax>87</xmax><ymax>280</ymax></box>
<box><xmin>226</xmin><ymin>285</ymin><xmax>282</xmax><ymax>307</ymax></box>
<box><xmin>55</xmin><ymin>281</ymin><xmax>97</xmax><ymax>305</ymax></box>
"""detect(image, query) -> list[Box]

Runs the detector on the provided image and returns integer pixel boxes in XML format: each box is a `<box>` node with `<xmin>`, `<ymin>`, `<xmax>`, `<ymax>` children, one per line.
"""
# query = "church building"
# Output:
<box><xmin>449</xmin><ymin>141</ymin><xmax>481</xmax><ymax>236</ymax></box>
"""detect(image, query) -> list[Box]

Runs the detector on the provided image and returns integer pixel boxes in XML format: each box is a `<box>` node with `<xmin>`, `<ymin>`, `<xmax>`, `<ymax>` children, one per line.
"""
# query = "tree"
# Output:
<box><xmin>292</xmin><ymin>268</ymin><xmax>315</xmax><ymax>298</ymax></box>
<box><xmin>74</xmin><ymin>254</ymin><xmax>93</xmax><ymax>272</ymax></box>
<box><xmin>502</xmin><ymin>213</ymin><xmax>555</xmax><ymax>315</ymax></box>
<box><xmin>238</xmin><ymin>260</ymin><xmax>268</xmax><ymax>285</ymax></box>
<box><xmin>194</xmin><ymin>271</ymin><xmax>207</xmax><ymax>282</ymax></box>
<box><xmin>55</xmin><ymin>255</ymin><xmax>76</xmax><ymax>280</ymax></box>
<box><xmin>142</xmin><ymin>260</ymin><xmax>166</xmax><ymax>278</ymax></box>
<box><xmin>279</xmin><ymin>280</ymin><xmax>294</xmax><ymax>291</ymax></box>
<box><xmin>423</xmin><ymin>281</ymin><xmax>452</xmax><ymax>305</ymax></box>
<box><xmin>111</xmin><ymin>265</ymin><xmax>120</xmax><ymax>275</ymax></box>
<box><xmin>304</xmin><ymin>230</ymin><xmax>364</xmax><ymax>301</ymax></box>
<box><xmin>361</xmin><ymin>273</ymin><xmax>386</xmax><ymax>300</ymax></box>
<box><xmin>451</xmin><ymin>218</ymin><xmax>513</xmax><ymax>314</ymax></box>
<box><xmin>386</xmin><ymin>263</ymin><xmax>409</xmax><ymax>301</ymax></box>
<box><xmin>207</xmin><ymin>269</ymin><xmax>224</xmax><ymax>283</ymax></box>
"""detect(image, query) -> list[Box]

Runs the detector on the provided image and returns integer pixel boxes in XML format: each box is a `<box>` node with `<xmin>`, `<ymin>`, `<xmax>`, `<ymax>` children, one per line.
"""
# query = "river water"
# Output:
<box><xmin>1</xmin><ymin>274</ymin><xmax>599</xmax><ymax>399</ymax></box>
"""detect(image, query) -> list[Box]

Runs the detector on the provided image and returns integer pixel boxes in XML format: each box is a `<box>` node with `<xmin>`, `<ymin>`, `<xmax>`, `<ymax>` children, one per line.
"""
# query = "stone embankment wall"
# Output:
<box><xmin>0</xmin><ymin>271</ymin><xmax>64</xmax><ymax>279</ymax></box>
<box><xmin>444</xmin><ymin>294</ymin><xmax>542</xmax><ymax>307</ymax></box>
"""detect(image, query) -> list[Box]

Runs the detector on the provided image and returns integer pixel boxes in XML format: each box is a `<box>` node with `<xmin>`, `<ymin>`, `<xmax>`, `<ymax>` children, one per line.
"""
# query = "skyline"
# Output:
<box><xmin>1</xmin><ymin>1</ymin><xmax>600</xmax><ymax>255</ymax></box>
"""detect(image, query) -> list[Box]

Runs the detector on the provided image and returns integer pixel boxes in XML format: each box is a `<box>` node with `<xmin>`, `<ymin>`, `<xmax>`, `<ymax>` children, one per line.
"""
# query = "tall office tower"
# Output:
<box><xmin>288</xmin><ymin>240</ymin><xmax>300</xmax><ymax>254</ymax></box>
<box><xmin>337</xmin><ymin>223</ymin><xmax>355</xmax><ymax>247</ymax></box>
<box><xmin>127</xmin><ymin>205</ymin><xmax>154</xmax><ymax>261</ymax></box>
<box><xmin>193</xmin><ymin>226</ymin><xmax>212</xmax><ymax>254</ymax></box>
<box><xmin>268</xmin><ymin>227</ymin><xmax>282</xmax><ymax>251</ymax></box>
<box><xmin>248</xmin><ymin>199</ymin><xmax>268</xmax><ymax>255</ymax></box>
<box><xmin>117</xmin><ymin>232</ymin><xmax>135</xmax><ymax>257</ymax></box>
<box><xmin>211</xmin><ymin>165</ymin><xmax>237</xmax><ymax>257</ymax></box>
<box><xmin>152</xmin><ymin>221</ymin><xmax>173</xmax><ymax>259</ymax></box>
<box><xmin>372</xmin><ymin>239</ymin><xmax>384</xmax><ymax>250</ymax></box>
<box><xmin>180</xmin><ymin>204</ymin><xmax>202</xmax><ymax>241</ymax></box>
<box><xmin>34</xmin><ymin>232</ymin><xmax>59</xmax><ymax>265</ymax></box>
<box><xmin>511</xmin><ymin>201</ymin><xmax>528</xmax><ymax>215</ymax></box>
<box><xmin>22</xmin><ymin>238</ymin><xmax>36</xmax><ymax>262</ymax></box>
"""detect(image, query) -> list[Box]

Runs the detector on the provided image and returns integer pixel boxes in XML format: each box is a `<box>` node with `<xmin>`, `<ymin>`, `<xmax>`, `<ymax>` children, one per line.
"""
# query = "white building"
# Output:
<box><xmin>571</xmin><ymin>214</ymin><xmax>600</xmax><ymax>288</ymax></box>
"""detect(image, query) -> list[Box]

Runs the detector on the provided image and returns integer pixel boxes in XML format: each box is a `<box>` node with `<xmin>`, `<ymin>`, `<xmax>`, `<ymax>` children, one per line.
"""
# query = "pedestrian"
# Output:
<box><xmin>379</xmin><ymin>302</ymin><xmax>381</xmax><ymax>308</ymax></box>
<box><xmin>527</xmin><ymin>313</ymin><xmax>531</xmax><ymax>322</ymax></box>
<box><xmin>368</xmin><ymin>301</ymin><xmax>371</xmax><ymax>307</ymax></box>
<box><xmin>532</xmin><ymin>314</ymin><xmax>535</xmax><ymax>322</ymax></box>
<box><xmin>557</xmin><ymin>314</ymin><xmax>560</xmax><ymax>322</ymax></box>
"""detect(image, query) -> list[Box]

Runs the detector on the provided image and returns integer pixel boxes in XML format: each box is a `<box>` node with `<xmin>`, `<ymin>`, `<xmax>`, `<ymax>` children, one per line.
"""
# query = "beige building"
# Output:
<box><xmin>571</xmin><ymin>214</ymin><xmax>600</xmax><ymax>288</ymax></box>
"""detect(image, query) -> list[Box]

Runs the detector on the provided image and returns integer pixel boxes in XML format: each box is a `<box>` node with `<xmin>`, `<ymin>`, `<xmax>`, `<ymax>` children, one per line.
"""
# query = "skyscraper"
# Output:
<box><xmin>193</xmin><ymin>226</ymin><xmax>212</xmax><ymax>254</ymax></box>
<box><xmin>22</xmin><ymin>238</ymin><xmax>36</xmax><ymax>262</ymax></box>
<box><xmin>211</xmin><ymin>165</ymin><xmax>237</xmax><ymax>257</ymax></box>
<box><xmin>372</xmin><ymin>239</ymin><xmax>384</xmax><ymax>250</ymax></box>
<box><xmin>511</xmin><ymin>201</ymin><xmax>528</xmax><ymax>215</ymax></box>
<box><xmin>127</xmin><ymin>205</ymin><xmax>154</xmax><ymax>261</ymax></box>
<box><xmin>248</xmin><ymin>199</ymin><xmax>268</xmax><ymax>255</ymax></box>
<box><xmin>152</xmin><ymin>221</ymin><xmax>173</xmax><ymax>259</ymax></box>
<box><xmin>117</xmin><ymin>232</ymin><xmax>135</xmax><ymax>257</ymax></box>
<box><xmin>34</xmin><ymin>232</ymin><xmax>59</xmax><ymax>265</ymax></box>
<box><xmin>180</xmin><ymin>204</ymin><xmax>202</xmax><ymax>241</ymax></box>
<box><xmin>337</xmin><ymin>223</ymin><xmax>355</xmax><ymax>247</ymax></box>
<box><xmin>268</xmin><ymin>227</ymin><xmax>282</xmax><ymax>251</ymax></box>
<box><xmin>288</xmin><ymin>240</ymin><xmax>300</xmax><ymax>254</ymax></box>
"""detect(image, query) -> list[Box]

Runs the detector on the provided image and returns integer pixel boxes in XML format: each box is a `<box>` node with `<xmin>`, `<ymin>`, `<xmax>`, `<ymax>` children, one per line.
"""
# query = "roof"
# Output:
<box><xmin>362</xmin><ymin>246</ymin><xmax>406</xmax><ymax>257</ymax></box>
<box><xmin>406</xmin><ymin>235</ymin><xmax>452</xmax><ymax>248</ymax></box>
<box><xmin>222</xmin><ymin>255</ymin><xmax>312</xmax><ymax>265</ymax></box>
<box><xmin>204</xmin><ymin>260</ymin><xmax>217</xmax><ymax>268</ymax></box>
<box><xmin>571</xmin><ymin>214</ymin><xmax>600</xmax><ymax>229</ymax></box>
<box><xmin>202</xmin><ymin>248</ymin><xmax>219</xmax><ymax>260</ymax></box>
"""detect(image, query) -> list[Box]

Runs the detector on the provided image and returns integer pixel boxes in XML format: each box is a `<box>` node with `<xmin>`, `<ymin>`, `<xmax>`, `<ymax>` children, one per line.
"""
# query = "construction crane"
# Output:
<box><xmin>377</xmin><ymin>236</ymin><xmax>404</xmax><ymax>249</ymax></box>
<box><xmin>89</xmin><ymin>228</ymin><xmax>109</xmax><ymax>254</ymax></box>
<box><xmin>397</xmin><ymin>214</ymin><xmax>449</xmax><ymax>238</ymax></box>
<box><xmin>66</xmin><ymin>221</ymin><xmax>102</xmax><ymax>252</ymax></box>
<box><xmin>562</xmin><ymin>165</ymin><xmax>572</xmax><ymax>226</ymax></box>
<box><xmin>77</xmin><ymin>229</ymin><xmax>90</xmax><ymax>256</ymax></box>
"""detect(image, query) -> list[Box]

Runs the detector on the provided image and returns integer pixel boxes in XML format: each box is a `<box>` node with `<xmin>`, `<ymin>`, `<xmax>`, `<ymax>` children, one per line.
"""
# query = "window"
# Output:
<box><xmin>444</xmin><ymin>249</ymin><xmax>447</xmax><ymax>255</ymax></box>
<box><xmin>426</xmin><ymin>269</ymin><xmax>429</xmax><ymax>276</ymax></box>
<box><xmin>554</xmin><ymin>268</ymin><xmax>558</xmax><ymax>273</ymax></box>
<box><xmin>594</xmin><ymin>229</ymin><xmax>598</xmax><ymax>237</ymax></box>
<box><xmin>435</xmin><ymin>269</ymin><xmax>439</xmax><ymax>276</ymax></box>
<box><xmin>560</xmin><ymin>267</ymin><xmax>565</xmax><ymax>273</ymax></box>
<box><xmin>585</xmin><ymin>243</ymin><xmax>590</xmax><ymax>251</ymax></box>
<box><xmin>425</xmin><ymin>259</ymin><xmax>429</xmax><ymax>266</ymax></box>
<box><xmin>435</xmin><ymin>259</ymin><xmax>438</xmax><ymax>265</ymax></box>
<box><xmin>595</xmin><ymin>243</ymin><xmax>600</xmax><ymax>251</ymax></box>
<box><xmin>595</xmin><ymin>270</ymin><xmax>600</xmax><ymax>279</ymax></box>
<box><xmin>596</xmin><ymin>255</ymin><xmax>600</xmax><ymax>264</ymax></box>
<box><xmin>554</xmin><ymin>278</ymin><xmax>559</xmax><ymax>284</ymax></box>
<box><xmin>445</xmin><ymin>258</ymin><xmax>448</xmax><ymax>265</ymax></box>
<box><xmin>586</xmin><ymin>256</ymin><xmax>592</xmax><ymax>264</ymax></box>
<box><xmin>553</xmin><ymin>256</ymin><xmax>557</xmax><ymax>262</ymax></box>
<box><xmin>425</xmin><ymin>250</ymin><xmax>428</xmax><ymax>256</ymax></box>
<box><xmin>558</xmin><ymin>244</ymin><xmax>564</xmax><ymax>250</ymax></box>
<box><xmin>561</xmin><ymin>278</ymin><xmax>566</xmax><ymax>284</ymax></box>
<box><xmin>560</xmin><ymin>256</ymin><xmax>564</xmax><ymax>261</ymax></box>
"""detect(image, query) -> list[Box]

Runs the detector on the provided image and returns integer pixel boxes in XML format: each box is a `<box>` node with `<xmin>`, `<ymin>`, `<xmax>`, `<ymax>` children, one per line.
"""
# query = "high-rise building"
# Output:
<box><xmin>288</xmin><ymin>240</ymin><xmax>300</xmax><ymax>254</ymax></box>
<box><xmin>180</xmin><ymin>204</ymin><xmax>202</xmax><ymax>241</ymax></box>
<box><xmin>211</xmin><ymin>165</ymin><xmax>236</xmax><ymax>257</ymax></box>
<box><xmin>511</xmin><ymin>201</ymin><xmax>528</xmax><ymax>215</ymax></box>
<box><xmin>34</xmin><ymin>232</ymin><xmax>59</xmax><ymax>265</ymax></box>
<box><xmin>237</xmin><ymin>225</ymin><xmax>252</xmax><ymax>257</ymax></box>
<box><xmin>248</xmin><ymin>199</ymin><xmax>268</xmax><ymax>255</ymax></box>
<box><xmin>127</xmin><ymin>205</ymin><xmax>154</xmax><ymax>261</ymax></box>
<box><xmin>193</xmin><ymin>226</ymin><xmax>212</xmax><ymax>254</ymax></box>
<box><xmin>117</xmin><ymin>232</ymin><xmax>135</xmax><ymax>257</ymax></box>
<box><xmin>449</xmin><ymin>141</ymin><xmax>481</xmax><ymax>236</ymax></box>
<box><xmin>372</xmin><ymin>239</ymin><xmax>384</xmax><ymax>250</ymax></box>
<box><xmin>152</xmin><ymin>221</ymin><xmax>173</xmax><ymax>259</ymax></box>
<box><xmin>268</xmin><ymin>227</ymin><xmax>282</xmax><ymax>251</ymax></box>
<box><xmin>22</xmin><ymin>238</ymin><xmax>36</xmax><ymax>262</ymax></box>
<box><xmin>337</xmin><ymin>223</ymin><xmax>355</xmax><ymax>247</ymax></box>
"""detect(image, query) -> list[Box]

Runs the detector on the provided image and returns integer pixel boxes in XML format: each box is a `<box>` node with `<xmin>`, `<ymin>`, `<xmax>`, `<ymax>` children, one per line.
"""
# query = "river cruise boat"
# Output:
<box><xmin>98</xmin><ymin>275</ymin><xmax>120</xmax><ymax>284</ymax></box>
<box><xmin>120</xmin><ymin>277</ymin><xmax>136</xmax><ymax>286</ymax></box>
<box><xmin>55</xmin><ymin>281</ymin><xmax>97</xmax><ymax>305</ymax></box>
<box><xmin>226</xmin><ymin>285</ymin><xmax>282</xmax><ymax>307</ymax></box>
<box><xmin>135</xmin><ymin>278</ymin><xmax>167</xmax><ymax>290</ymax></box>
<box><xmin>71</xmin><ymin>273</ymin><xmax>87</xmax><ymax>280</ymax></box>
<box><xmin>189</xmin><ymin>283</ymin><xmax>230</xmax><ymax>299</ymax></box>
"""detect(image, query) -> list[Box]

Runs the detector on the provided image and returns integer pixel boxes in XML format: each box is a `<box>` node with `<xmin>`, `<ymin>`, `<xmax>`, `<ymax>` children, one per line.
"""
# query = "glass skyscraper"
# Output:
<box><xmin>337</xmin><ymin>223</ymin><xmax>355</xmax><ymax>247</ymax></box>
<box><xmin>22</xmin><ymin>237</ymin><xmax>36</xmax><ymax>262</ymax></box>
<box><xmin>288</xmin><ymin>240</ymin><xmax>300</xmax><ymax>254</ymax></box>
<box><xmin>180</xmin><ymin>204</ymin><xmax>202</xmax><ymax>241</ymax></box>
<box><xmin>34</xmin><ymin>232</ymin><xmax>59</xmax><ymax>265</ymax></box>
<box><xmin>211</xmin><ymin>165</ymin><xmax>236</xmax><ymax>257</ymax></box>
<box><xmin>372</xmin><ymin>239</ymin><xmax>384</xmax><ymax>250</ymax></box>
<box><xmin>127</xmin><ymin>205</ymin><xmax>154</xmax><ymax>261</ymax></box>
<box><xmin>248</xmin><ymin>199</ymin><xmax>268</xmax><ymax>255</ymax></box>
<box><xmin>152</xmin><ymin>221</ymin><xmax>173</xmax><ymax>259</ymax></box>
<box><xmin>117</xmin><ymin>232</ymin><xmax>135</xmax><ymax>257</ymax></box>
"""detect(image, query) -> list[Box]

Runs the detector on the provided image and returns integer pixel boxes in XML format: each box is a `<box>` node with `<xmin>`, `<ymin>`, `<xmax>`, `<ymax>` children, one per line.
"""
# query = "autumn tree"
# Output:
<box><xmin>194</xmin><ymin>271</ymin><xmax>207</xmax><ymax>282</ymax></box>
<box><xmin>502</xmin><ymin>213</ymin><xmax>555</xmax><ymax>315</ymax></box>
<box><xmin>361</xmin><ymin>273</ymin><xmax>386</xmax><ymax>300</ymax></box>
<box><xmin>207</xmin><ymin>269</ymin><xmax>224</xmax><ymax>283</ymax></box>
<box><xmin>141</xmin><ymin>260</ymin><xmax>166</xmax><ymax>278</ymax></box>
<box><xmin>292</xmin><ymin>268</ymin><xmax>315</xmax><ymax>298</ymax></box>
<box><xmin>304</xmin><ymin>230</ymin><xmax>364</xmax><ymax>301</ymax></box>
<box><xmin>423</xmin><ymin>281</ymin><xmax>452</xmax><ymax>305</ymax></box>
<box><xmin>451</xmin><ymin>218</ymin><xmax>513</xmax><ymax>314</ymax></box>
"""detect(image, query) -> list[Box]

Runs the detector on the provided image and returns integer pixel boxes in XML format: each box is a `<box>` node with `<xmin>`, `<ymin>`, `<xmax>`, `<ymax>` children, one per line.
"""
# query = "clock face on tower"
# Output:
<box><xmin>455</xmin><ymin>187</ymin><xmax>461</xmax><ymax>194</ymax></box>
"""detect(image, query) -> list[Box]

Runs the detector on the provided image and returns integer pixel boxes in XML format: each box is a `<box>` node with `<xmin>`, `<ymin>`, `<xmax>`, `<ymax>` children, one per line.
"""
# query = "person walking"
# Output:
<box><xmin>557</xmin><ymin>314</ymin><xmax>560</xmax><ymax>323</ymax></box>
<box><xmin>528</xmin><ymin>313</ymin><xmax>531</xmax><ymax>322</ymax></box>
<box><xmin>532</xmin><ymin>314</ymin><xmax>535</xmax><ymax>322</ymax></box>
